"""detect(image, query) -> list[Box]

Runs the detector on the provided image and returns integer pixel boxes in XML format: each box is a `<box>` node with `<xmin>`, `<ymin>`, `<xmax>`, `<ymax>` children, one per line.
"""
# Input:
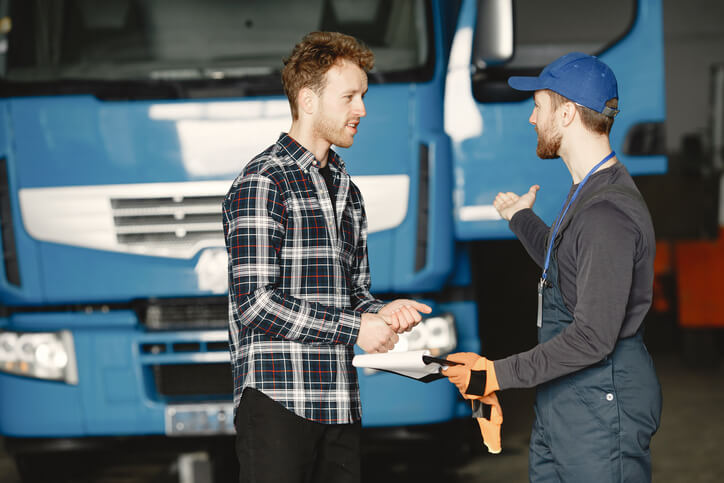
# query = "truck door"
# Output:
<box><xmin>447</xmin><ymin>0</ymin><xmax>667</xmax><ymax>240</ymax></box>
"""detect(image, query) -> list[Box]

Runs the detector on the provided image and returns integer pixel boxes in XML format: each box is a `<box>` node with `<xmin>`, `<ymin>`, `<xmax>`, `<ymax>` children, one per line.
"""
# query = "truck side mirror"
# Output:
<box><xmin>469</xmin><ymin>0</ymin><xmax>531</xmax><ymax>103</ymax></box>
<box><xmin>471</xmin><ymin>0</ymin><xmax>514</xmax><ymax>69</ymax></box>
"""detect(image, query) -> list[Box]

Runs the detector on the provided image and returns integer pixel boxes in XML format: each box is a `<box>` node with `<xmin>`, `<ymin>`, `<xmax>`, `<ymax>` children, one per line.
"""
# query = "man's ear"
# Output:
<box><xmin>299</xmin><ymin>87</ymin><xmax>318</xmax><ymax>116</ymax></box>
<box><xmin>559</xmin><ymin>101</ymin><xmax>577</xmax><ymax>128</ymax></box>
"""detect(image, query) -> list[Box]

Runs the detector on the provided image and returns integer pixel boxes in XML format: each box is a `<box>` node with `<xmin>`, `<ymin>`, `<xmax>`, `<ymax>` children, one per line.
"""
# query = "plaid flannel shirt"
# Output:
<box><xmin>223</xmin><ymin>133</ymin><xmax>385</xmax><ymax>424</ymax></box>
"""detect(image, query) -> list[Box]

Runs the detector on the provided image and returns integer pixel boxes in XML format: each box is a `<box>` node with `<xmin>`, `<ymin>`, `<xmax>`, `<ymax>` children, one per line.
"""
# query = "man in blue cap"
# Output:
<box><xmin>442</xmin><ymin>53</ymin><xmax>662</xmax><ymax>482</ymax></box>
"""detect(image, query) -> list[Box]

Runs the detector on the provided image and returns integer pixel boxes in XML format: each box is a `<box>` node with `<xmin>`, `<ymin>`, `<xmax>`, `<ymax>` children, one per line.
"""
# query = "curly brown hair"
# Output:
<box><xmin>282</xmin><ymin>31</ymin><xmax>374</xmax><ymax>120</ymax></box>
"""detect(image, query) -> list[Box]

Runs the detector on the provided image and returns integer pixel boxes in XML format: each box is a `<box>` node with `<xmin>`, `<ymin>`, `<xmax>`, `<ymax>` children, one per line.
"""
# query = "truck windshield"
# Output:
<box><xmin>1</xmin><ymin>0</ymin><xmax>432</xmax><ymax>96</ymax></box>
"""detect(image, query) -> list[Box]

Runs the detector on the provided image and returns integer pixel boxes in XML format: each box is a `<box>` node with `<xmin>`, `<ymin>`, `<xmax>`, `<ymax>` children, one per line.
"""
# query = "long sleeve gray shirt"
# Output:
<box><xmin>494</xmin><ymin>162</ymin><xmax>656</xmax><ymax>390</ymax></box>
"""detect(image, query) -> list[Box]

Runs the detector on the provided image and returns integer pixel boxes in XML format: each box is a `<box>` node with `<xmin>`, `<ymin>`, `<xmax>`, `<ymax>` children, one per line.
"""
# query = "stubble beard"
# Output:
<box><xmin>314</xmin><ymin>113</ymin><xmax>353</xmax><ymax>149</ymax></box>
<box><xmin>536</xmin><ymin>125</ymin><xmax>562</xmax><ymax>159</ymax></box>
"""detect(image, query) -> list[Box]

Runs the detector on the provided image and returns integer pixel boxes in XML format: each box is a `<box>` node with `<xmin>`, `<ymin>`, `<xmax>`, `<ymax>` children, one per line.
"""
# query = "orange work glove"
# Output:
<box><xmin>442</xmin><ymin>352</ymin><xmax>482</xmax><ymax>397</ymax></box>
<box><xmin>443</xmin><ymin>353</ymin><xmax>504</xmax><ymax>454</ymax></box>
<box><xmin>472</xmin><ymin>392</ymin><xmax>503</xmax><ymax>454</ymax></box>
<box><xmin>441</xmin><ymin>353</ymin><xmax>500</xmax><ymax>398</ymax></box>
<box><xmin>445</xmin><ymin>352</ymin><xmax>482</xmax><ymax>368</ymax></box>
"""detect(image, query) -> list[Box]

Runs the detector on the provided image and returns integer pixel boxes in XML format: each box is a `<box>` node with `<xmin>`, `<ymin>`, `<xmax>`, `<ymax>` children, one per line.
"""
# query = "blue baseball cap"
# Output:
<box><xmin>508</xmin><ymin>52</ymin><xmax>619</xmax><ymax>118</ymax></box>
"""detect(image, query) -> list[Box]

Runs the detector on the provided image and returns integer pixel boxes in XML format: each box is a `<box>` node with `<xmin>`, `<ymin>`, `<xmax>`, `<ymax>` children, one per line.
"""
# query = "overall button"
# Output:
<box><xmin>606</xmin><ymin>393</ymin><xmax>614</xmax><ymax>401</ymax></box>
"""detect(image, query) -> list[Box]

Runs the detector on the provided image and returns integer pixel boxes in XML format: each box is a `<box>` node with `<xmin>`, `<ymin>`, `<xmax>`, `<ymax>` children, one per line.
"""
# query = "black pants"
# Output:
<box><xmin>235</xmin><ymin>388</ymin><xmax>361</xmax><ymax>483</ymax></box>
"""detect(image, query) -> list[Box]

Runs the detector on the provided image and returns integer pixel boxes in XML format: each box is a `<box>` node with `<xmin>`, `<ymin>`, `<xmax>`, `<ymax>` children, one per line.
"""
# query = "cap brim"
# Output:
<box><xmin>507</xmin><ymin>76</ymin><xmax>542</xmax><ymax>91</ymax></box>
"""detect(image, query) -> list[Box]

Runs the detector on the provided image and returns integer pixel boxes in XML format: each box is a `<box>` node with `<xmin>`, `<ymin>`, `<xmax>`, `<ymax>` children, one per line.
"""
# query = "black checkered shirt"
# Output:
<box><xmin>223</xmin><ymin>133</ymin><xmax>385</xmax><ymax>424</ymax></box>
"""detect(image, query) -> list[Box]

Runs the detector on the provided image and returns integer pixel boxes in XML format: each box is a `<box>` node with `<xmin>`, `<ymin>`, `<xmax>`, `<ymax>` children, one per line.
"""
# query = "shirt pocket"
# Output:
<box><xmin>284</xmin><ymin>191</ymin><xmax>332</xmax><ymax>252</ymax></box>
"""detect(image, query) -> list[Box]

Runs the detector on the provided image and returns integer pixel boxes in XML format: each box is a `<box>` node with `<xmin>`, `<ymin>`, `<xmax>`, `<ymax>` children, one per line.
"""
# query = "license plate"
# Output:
<box><xmin>166</xmin><ymin>403</ymin><xmax>235</xmax><ymax>436</ymax></box>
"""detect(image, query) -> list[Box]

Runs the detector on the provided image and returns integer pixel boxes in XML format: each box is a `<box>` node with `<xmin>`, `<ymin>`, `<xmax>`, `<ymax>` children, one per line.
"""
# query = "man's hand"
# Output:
<box><xmin>378</xmin><ymin>299</ymin><xmax>432</xmax><ymax>333</ymax></box>
<box><xmin>441</xmin><ymin>352</ymin><xmax>482</xmax><ymax>396</ymax></box>
<box><xmin>442</xmin><ymin>353</ymin><xmax>499</xmax><ymax>397</ymax></box>
<box><xmin>493</xmin><ymin>185</ymin><xmax>540</xmax><ymax>221</ymax></box>
<box><xmin>442</xmin><ymin>364</ymin><xmax>473</xmax><ymax>397</ymax></box>
<box><xmin>356</xmin><ymin>313</ymin><xmax>399</xmax><ymax>353</ymax></box>
<box><xmin>446</xmin><ymin>352</ymin><xmax>483</xmax><ymax>368</ymax></box>
<box><xmin>442</xmin><ymin>352</ymin><xmax>482</xmax><ymax>399</ymax></box>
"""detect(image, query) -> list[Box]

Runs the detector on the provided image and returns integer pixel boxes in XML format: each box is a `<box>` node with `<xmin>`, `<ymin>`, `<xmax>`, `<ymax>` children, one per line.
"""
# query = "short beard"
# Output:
<box><xmin>536</xmin><ymin>129</ymin><xmax>562</xmax><ymax>159</ymax></box>
<box><xmin>313</xmin><ymin>113</ymin><xmax>352</xmax><ymax>149</ymax></box>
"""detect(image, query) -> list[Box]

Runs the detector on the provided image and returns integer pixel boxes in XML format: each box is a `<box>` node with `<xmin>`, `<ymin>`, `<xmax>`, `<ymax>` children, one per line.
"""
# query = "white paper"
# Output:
<box><xmin>352</xmin><ymin>349</ymin><xmax>446</xmax><ymax>380</ymax></box>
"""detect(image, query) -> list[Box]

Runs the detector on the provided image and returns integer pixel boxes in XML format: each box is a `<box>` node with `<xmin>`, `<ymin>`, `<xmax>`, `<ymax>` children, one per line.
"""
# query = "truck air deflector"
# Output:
<box><xmin>19</xmin><ymin>176</ymin><xmax>409</xmax><ymax>259</ymax></box>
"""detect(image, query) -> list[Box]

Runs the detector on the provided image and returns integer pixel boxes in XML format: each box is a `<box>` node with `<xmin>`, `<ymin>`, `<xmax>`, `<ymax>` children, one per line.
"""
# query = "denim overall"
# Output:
<box><xmin>529</xmin><ymin>189</ymin><xmax>662</xmax><ymax>482</ymax></box>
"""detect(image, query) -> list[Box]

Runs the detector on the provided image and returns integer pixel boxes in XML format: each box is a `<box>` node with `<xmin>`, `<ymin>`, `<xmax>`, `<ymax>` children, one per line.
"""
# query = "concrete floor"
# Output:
<box><xmin>1</xmin><ymin>352</ymin><xmax>722</xmax><ymax>482</ymax></box>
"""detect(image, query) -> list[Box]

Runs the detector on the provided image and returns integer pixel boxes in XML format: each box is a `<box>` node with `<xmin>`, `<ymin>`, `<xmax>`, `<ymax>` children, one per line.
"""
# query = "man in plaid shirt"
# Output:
<box><xmin>224</xmin><ymin>31</ymin><xmax>431</xmax><ymax>483</ymax></box>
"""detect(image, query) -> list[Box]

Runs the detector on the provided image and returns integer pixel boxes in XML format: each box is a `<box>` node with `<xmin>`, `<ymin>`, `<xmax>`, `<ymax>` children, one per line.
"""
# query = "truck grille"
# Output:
<box><xmin>138</xmin><ymin>329</ymin><xmax>232</xmax><ymax>400</ymax></box>
<box><xmin>153</xmin><ymin>363</ymin><xmax>233</xmax><ymax>398</ymax></box>
<box><xmin>19</xmin><ymin>180</ymin><xmax>231</xmax><ymax>259</ymax></box>
<box><xmin>19</xmin><ymin>177</ymin><xmax>409</xmax><ymax>259</ymax></box>
<box><xmin>111</xmin><ymin>194</ymin><xmax>225</xmax><ymax>253</ymax></box>
<box><xmin>139</xmin><ymin>297</ymin><xmax>229</xmax><ymax>330</ymax></box>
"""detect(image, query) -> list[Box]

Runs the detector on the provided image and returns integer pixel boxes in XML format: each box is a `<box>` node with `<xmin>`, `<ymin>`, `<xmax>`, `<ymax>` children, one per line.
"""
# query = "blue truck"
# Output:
<box><xmin>0</xmin><ymin>0</ymin><xmax>665</xmax><ymax>480</ymax></box>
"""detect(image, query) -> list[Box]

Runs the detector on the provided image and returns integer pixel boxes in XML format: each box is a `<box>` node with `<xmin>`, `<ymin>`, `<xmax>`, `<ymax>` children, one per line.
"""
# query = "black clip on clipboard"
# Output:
<box><xmin>406</xmin><ymin>355</ymin><xmax>463</xmax><ymax>382</ymax></box>
<box><xmin>422</xmin><ymin>355</ymin><xmax>464</xmax><ymax>368</ymax></box>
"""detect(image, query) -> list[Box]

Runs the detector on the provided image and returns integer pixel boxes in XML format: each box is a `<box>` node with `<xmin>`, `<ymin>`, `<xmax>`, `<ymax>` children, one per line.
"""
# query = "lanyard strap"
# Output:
<box><xmin>541</xmin><ymin>151</ymin><xmax>616</xmax><ymax>282</ymax></box>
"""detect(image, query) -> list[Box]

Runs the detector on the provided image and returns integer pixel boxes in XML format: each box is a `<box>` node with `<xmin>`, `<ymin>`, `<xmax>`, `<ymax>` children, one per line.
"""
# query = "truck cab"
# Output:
<box><xmin>0</xmin><ymin>1</ymin><xmax>665</xmax><ymax>480</ymax></box>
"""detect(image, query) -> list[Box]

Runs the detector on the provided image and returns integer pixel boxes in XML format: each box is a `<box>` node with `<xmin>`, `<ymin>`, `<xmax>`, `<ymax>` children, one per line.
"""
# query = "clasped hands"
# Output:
<box><xmin>356</xmin><ymin>299</ymin><xmax>431</xmax><ymax>354</ymax></box>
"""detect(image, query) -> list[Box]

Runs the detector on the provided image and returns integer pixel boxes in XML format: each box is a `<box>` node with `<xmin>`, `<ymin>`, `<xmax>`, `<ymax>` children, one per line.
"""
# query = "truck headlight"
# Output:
<box><xmin>0</xmin><ymin>330</ymin><xmax>78</xmax><ymax>384</ymax></box>
<box><xmin>392</xmin><ymin>313</ymin><xmax>457</xmax><ymax>356</ymax></box>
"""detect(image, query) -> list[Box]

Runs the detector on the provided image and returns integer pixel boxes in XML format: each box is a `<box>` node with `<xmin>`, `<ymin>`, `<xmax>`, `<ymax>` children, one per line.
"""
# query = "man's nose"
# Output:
<box><xmin>529</xmin><ymin>109</ymin><xmax>537</xmax><ymax>126</ymax></box>
<box><xmin>355</xmin><ymin>98</ymin><xmax>366</xmax><ymax>118</ymax></box>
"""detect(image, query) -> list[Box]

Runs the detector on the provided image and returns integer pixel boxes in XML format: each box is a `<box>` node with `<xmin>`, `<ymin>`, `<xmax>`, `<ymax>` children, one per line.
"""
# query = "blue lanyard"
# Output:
<box><xmin>541</xmin><ymin>151</ymin><xmax>616</xmax><ymax>282</ymax></box>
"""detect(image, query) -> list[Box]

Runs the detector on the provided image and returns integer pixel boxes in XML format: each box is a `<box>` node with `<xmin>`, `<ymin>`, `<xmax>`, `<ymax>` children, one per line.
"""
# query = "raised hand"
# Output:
<box><xmin>378</xmin><ymin>299</ymin><xmax>432</xmax><ymax>333</ymax></box>
<box><xmin>493</xmin><ymin>184</ymin><xmax>540</xmax><ymax>221</ymax></box>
